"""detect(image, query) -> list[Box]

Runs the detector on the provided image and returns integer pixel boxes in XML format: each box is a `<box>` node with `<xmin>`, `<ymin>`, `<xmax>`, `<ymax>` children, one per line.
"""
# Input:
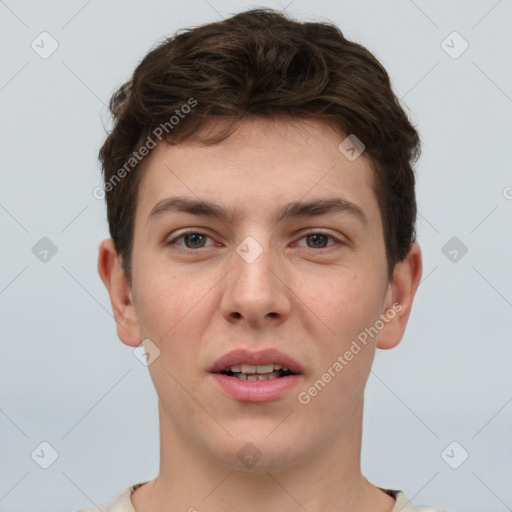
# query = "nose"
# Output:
<box><xmin>220</xmin><ymin>237</ymin><xmax>291</xmax><ymax>329</ymax></box>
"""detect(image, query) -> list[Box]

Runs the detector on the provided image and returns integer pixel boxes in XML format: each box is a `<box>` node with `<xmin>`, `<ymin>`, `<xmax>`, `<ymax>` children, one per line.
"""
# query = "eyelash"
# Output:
<box><xmin>166</xmin><ymin>230</ymin><xmax>344</xmax><ymax>251</ymax></box>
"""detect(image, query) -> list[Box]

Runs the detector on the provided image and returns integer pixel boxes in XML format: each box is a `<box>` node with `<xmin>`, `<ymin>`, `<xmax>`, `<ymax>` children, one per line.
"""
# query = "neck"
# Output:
<box><xmin>131</xmin><ymin>398</ymin><xmax>395</xmax><ymax>512</ymax></box>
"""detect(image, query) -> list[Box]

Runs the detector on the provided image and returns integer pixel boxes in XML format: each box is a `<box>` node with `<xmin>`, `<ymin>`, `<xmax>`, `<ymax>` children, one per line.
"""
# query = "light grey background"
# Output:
<box><xmin>1</xmin><ymin>1</ymin><xmax>511</xmax><ymax>511</ymax></box>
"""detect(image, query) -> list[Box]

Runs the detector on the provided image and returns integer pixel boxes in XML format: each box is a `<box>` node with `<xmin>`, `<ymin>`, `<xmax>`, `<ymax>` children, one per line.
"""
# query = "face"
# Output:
<box><xmin>107</xmin><ymin>117</ymin><xmax>416</xmax><ymax>473</ymax></box>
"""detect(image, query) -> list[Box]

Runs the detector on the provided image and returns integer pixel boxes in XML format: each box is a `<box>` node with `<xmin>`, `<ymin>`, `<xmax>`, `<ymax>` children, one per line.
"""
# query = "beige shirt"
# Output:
<box><xmin>75</xmin><ymin>482</ymin><xmax>448</xmax><ymax>512</ymax></box>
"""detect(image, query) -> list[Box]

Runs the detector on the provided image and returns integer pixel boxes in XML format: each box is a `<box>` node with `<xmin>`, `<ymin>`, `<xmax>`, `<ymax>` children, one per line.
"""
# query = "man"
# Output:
<box><xmin>81</xmin><ymin>7</ymin><xmax>446</xmax><ymax>512</ymax></box>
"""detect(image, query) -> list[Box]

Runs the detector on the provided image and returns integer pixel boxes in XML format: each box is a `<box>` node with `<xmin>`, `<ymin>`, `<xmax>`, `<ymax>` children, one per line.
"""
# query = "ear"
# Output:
<box><xmin>377</xmin><ymin>242</ymin><xmax>423</xmax><ymax>350</ymax></box>
<box><xmin>97</xmin><ymin>238</ymin><xmax>142</xmax><ymax>347</ymax></box>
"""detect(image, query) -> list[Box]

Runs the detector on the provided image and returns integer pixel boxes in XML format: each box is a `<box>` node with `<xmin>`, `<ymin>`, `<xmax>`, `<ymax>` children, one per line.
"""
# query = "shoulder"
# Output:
<box><xmin>389</xmin><ymin>490</ymin><xmax>451</xmax><ymax>512</ymax></box>
<box><xmin>73</xmin><ymin>482</ymin><xmax>147</xmax><ymax>512</ymax></box>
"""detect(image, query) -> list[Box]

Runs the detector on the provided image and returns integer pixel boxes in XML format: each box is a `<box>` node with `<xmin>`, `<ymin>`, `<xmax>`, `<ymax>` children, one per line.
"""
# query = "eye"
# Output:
<box><xmin>166</xmin><ymin>230</ymin><xmax>344</xmax><ymax>251</ymax></box>
<box><xmin>296</xmin><ymin>232</ymin><xmax>342</xmax><ymax>249</ymax></box>
<box><xmin>167</xmin><ymin>231</ymin><xmax>215</xmax><ymax>250</ymax></box>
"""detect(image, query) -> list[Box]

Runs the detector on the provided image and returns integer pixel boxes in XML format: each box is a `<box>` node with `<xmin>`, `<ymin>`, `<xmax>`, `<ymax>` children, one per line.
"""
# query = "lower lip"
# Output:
<box><xmin>209</xmin><ymin>373</ymin><xmax>303</xmax><ymax>402</ymax></box>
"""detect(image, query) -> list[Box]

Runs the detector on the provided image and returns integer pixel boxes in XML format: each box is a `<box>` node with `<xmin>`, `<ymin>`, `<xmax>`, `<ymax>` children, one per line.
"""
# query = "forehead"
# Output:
<box><xmin>135</xmin><ymin>117</ymin><xmax>380</xmax><ymax>228</ymax></box>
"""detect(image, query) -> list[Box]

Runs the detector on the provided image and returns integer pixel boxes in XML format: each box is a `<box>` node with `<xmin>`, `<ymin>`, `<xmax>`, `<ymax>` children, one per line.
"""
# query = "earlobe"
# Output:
<box><xmin>97</xmin><ymin>238</ymin><xmax>142</xmax><ymax>347</ymax></box>
<box><xmin>377</xmin><ymin>242</ymin><xmax>423</xmax><ymax>350</ymax></box>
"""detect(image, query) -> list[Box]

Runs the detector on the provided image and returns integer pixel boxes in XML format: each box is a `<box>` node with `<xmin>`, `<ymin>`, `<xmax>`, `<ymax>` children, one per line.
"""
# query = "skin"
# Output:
<box><xmin>98</xmin><ymin>116</ymin><xmax>422</xmax><ymax>512</ymax></box>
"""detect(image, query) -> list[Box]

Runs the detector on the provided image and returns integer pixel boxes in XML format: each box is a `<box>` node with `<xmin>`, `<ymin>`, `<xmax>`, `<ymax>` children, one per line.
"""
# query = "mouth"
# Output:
<box><xmin>208</xmin><ymin>348</ymin><xmax>304</xmax><ymax>402</ymax></box>
<box><xmin>209</xmin><ymin>348</ymin><xmax>304</xmax><ymax>376</ymax></box>
<box><xmin>218</xmin><ymin>363</ymin><xmax>299</xmax><ymax>381</ymax></box>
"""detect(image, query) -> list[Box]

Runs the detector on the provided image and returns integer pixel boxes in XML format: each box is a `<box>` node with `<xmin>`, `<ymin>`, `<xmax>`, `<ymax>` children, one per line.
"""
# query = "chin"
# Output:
<box><xmin>222</xmin><ymin>448</ymin><xmax>303</xmax><ymax>474</ymax></box>
<box><xmin>211</xmin><ymin>428</ymin><xmax>309</xmax><ymax>474</ymax></box>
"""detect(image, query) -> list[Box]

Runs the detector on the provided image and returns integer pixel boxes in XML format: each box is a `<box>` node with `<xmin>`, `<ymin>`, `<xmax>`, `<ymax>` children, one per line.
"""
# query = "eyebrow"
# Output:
<box><xmin>146</xmin><ymin>195</ymin><xmax>368</xmax><ymax>227</ymax></box>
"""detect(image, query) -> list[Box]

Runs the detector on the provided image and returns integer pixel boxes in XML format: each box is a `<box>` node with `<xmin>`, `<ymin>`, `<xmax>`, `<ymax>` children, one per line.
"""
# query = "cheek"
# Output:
<box><xmin>134</xmin><ymin>271</ymin><xmax>207</xmax><ymax>408</ymax></box>
<box><xmin>302</xmin><ymin>269</ymin><xmax>384</xmax><ymax>344</ymax></box>
<box><xmin>134</xmin><ymin>264</ymin><xmax>220</xmax><ymax>360</ymax></box>
<box><xmin>297</xmin><ymin>270</ymin><xmax>384</xmax><ymax>401</ymax></box>
<box><xmin>134</xmin><ymin>266</ymin><xmax>192</xmax><ymax>343</ymax></box>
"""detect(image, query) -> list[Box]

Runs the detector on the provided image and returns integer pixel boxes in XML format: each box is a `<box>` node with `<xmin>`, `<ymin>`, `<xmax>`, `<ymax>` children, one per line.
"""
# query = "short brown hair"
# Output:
<box><xmin>98</xmin><ymin>8</ymin><xmax>420</xmax><ymax>284</ymax></box>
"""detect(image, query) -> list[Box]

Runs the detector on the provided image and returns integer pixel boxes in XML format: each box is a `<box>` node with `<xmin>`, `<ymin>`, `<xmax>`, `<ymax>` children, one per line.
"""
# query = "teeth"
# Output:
<box><xmin>226</xmin><ymin>363</ymin><xmax>285</xmax><ymax>374</ymax></box>
<box><xmin>233</xmin><ymin>371</ymin><xmax>281</xmax><ymax>380</ymax></box>
<box><xmin>256</xmin><ymin>364</ymin><xmax>273</xmax><ymax>374</ymax></box>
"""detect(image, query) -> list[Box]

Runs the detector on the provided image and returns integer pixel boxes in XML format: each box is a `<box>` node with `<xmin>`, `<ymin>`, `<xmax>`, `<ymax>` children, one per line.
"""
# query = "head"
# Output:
<box><xmin>98</xmin><ymin>8</ymin><xmax>420</xmax><ymax>285</ymax></box>
<box><xmin>97</xmin><ymin>8</ymin><xmax>422</xmax><ymax>472</ymax></box>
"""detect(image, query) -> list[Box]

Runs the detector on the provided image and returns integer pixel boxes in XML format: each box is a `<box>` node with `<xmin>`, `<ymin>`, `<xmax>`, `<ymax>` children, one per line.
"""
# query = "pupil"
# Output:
<box><xmin>185</xmin><ymin>233</ymin><xmax>205</xmax><ymax>248</ymax></box>
<box><xmin>307</xmin><ymin>234</ymin><xmax>328</xmax><ymax>248</ymax></box>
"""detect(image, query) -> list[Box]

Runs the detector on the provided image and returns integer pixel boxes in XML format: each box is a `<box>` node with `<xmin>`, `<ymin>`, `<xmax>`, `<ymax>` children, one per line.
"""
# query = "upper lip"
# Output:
<box><xmin>210</xmin><ymin>348</ymin><xmax>304</xmax><ymax>374</ymax></box>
